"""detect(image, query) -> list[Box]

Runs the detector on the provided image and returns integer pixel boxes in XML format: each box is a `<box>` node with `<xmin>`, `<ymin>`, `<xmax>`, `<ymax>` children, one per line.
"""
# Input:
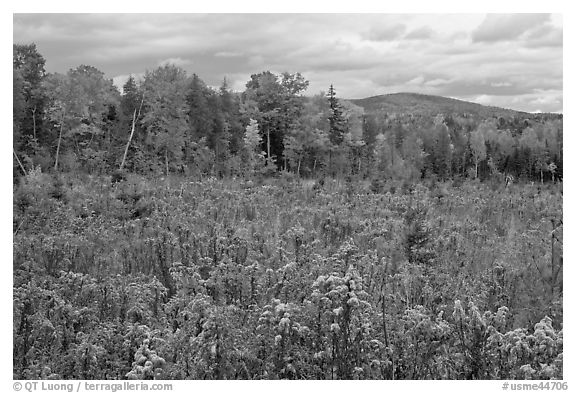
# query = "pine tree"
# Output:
<box><xmin>327</xmin><ymin>84</ymin><xmax>346</xmax><ymax>146</ymax></box>
<box><xmin>219</xmin><ymin>78</ymin><xmax>244</xmax><ymax>155</ymax></box>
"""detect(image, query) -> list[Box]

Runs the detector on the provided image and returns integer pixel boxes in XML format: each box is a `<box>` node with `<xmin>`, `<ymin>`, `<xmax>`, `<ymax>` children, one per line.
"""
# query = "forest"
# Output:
<box><xmin>13</xmin><ymin>43</ymin><xmax>563</xmax><ymax>380</ymax></box>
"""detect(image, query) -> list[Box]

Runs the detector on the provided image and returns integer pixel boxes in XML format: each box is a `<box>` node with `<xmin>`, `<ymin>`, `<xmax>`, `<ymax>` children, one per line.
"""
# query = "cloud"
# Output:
<box><xmin>425</xmin><ymin>78</ymin><xmax>452</xmax><ymax>87</ymax></box>
<box><xmin>407</xmin><ymin>75</ymin><xmax>425</xmax><ymax>86</ymax></box>
<box><xmin>214</xmin><ymin>51</ymin><xmax>243</xmax><ymax>58</ymax></box>
<box><xmin>524</xmin><ymin>24</ymin><xmax>563</xmax><ymax>48</ymax></box>
<box><xmin>363</xmin><ymin>23</ymin><xmax>406</xmax><ymax>41</ymax></box>
<box><xmin>13</xmin><ymin>13</ymin><xmax>563</xmax><ymax>113</ymax></box>
<box><xmin>158</xmin><ymin>57</ymin><xmax>193</xmax><ymax>67</ymax></box>
<box><xmin>466</xmin><ymin>91</ymin><xmax>562</xmax><ymax>113</ymax></box>
<box><xmin>405</xmin><ymin>26</ymin><xmax>434</xmax><ymax>40</ymax></box>
<box><xmin>471</xmin><ymin>14</ymin><xmax>551</xmax><ymax>43</ymax></box>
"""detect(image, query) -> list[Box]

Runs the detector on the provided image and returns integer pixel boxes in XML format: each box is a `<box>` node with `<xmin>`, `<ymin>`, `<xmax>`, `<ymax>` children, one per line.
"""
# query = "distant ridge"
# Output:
<box><xmin>347</xmin><ymin>92</ymin><xmax>529</xmax><ymax>118</ymax></box>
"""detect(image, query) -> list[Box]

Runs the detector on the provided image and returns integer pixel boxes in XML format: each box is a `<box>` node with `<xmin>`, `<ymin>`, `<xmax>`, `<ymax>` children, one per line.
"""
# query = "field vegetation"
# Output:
<box><xmin>13</xmin><ymin>172</ymin><xmax>562</xmax><ymax>379</ymax></box>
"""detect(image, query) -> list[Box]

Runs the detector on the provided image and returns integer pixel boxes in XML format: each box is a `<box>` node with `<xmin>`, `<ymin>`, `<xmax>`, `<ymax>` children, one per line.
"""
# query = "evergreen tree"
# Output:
<box><xmin>219</xmin><ymin>78</ymin><xmax>244</xmax><ymax>155</ymax></box>
<box><xmin>327</xmin><ymin>84</ymin><xmax>346</xmax><ymax>146</ymax></box>
<box><xmin>118</xmin><ymin>76</ymin><xmax>144</xmax><ymax>172</ymax></box>
<box><xmin>186</xmin><ymin>74</ymin><xmax>213</xmax><ymax>142</ymax></box>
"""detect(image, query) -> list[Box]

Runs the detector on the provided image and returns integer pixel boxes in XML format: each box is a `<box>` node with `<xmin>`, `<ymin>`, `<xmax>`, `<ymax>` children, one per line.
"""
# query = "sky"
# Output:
<box><xmin>13</xmin><ymin>13</ymin><xmax>563</xmax><ymax>113</ymax></box>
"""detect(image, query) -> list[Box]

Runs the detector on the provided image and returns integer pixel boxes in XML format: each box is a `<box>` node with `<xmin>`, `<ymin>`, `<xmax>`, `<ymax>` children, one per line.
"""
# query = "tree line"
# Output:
<box><xmin>13</xmin><ymin>43</ymin><xmax>563</xmax><ymax>183</ymax></box>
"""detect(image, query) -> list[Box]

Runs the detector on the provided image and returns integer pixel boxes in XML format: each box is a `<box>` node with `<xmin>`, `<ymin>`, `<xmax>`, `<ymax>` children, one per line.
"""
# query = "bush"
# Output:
<box><xmin>370</xmin><ymin>177</ymin><xmax>384</xmax><ymax>194</ymax></box>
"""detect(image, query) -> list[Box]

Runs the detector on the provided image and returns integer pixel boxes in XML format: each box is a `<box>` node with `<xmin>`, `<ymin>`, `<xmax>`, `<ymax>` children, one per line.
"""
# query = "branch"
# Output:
<box><xmin>119</xmin><ymin>94</ymin><xmax>145</xmax><ymax>171</ymax></box>
<box><xmin>13</xmin><ymin>148</ymin><xmax>27</xmax><ymax>176</ymax></box>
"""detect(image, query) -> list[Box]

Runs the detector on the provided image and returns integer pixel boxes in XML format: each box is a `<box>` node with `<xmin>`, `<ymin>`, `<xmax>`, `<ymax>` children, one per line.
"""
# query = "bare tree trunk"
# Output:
<box><xmin>120</xmin><ymin>96</ymin><xmax>144</xmax><ymax>171</ymax></box>
<box><xmin>86</xmin><ymin>132</ymin><xmax>95</xmax><ymax>149</ymax></box>
<box><xmin>551</xmin><ymin>219</ymin><xmax>555</xmax><ymax>299</ymax></box>
<box><xmin>13</xmin><ymin>148</ymin><xmax>27</xmax><ymax>175</ymax></box>
<box><xmin>267</xmin><ymin>129</ymin><xmax>271</xmax><ymax>164</ymax></box>
<box><xmin>54</xmin><ymin>122</ymin><xmax>63</xmax><ymax>171</ymax></box>
<box><xmin>165</xmin><ymin>148</ymin><xmax>169</xmax><ymax>176</ymax></box>
<box><xmin>31</xmin><ymin>106</ymin><xmax>37</xmax><ymax>140</ymax></box>
<box><xmin>297</xmin><ymin>158</ymin><xmax>301</xmax><ymax>176</ymax></box>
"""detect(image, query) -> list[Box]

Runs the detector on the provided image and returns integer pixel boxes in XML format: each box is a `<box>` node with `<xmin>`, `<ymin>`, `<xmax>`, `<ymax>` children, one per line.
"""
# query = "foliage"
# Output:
<box><xmin>12</xmin><ymin>44</ymin><xmax>563</xmax><ymax>381</ymax></box>
<box><xmin>13</xmin><ymin>45</ymin><xmax>562</xmax><ymax>183</ymax></box>
<box><xmin>14</xmin><ymin>174</ymin><xmax>562</xmax><ymax>380</ymax></box>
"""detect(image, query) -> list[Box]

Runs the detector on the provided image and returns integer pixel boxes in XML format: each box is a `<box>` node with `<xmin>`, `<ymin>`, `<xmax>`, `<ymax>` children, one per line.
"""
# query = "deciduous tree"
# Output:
<box><xmin>141</xmin><ymin>65</ymin><xmax>188</xmax><ymax>175</ymax></box>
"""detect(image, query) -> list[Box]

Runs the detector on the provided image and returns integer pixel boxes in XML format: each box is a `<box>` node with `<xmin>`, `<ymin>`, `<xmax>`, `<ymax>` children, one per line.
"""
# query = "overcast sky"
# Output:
<box><xmin>13</xmin><ymin>13</ymin><xmax>563</xmax><ymax>113</ymax></box>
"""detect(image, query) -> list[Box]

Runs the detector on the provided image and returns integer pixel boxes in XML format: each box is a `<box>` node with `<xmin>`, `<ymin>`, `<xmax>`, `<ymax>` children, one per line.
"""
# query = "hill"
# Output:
<box><xmin>347</xmin><ymin>92</ymin><xmax>528</xmax><ymax>118</ymax></box>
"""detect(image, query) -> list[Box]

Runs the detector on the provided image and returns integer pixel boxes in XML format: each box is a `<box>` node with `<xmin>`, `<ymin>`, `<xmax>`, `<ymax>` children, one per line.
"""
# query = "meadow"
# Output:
<box><xmin>13</xmin><ymin>172</ymin><xmax>563</xmax><ymax>380</ymax></box>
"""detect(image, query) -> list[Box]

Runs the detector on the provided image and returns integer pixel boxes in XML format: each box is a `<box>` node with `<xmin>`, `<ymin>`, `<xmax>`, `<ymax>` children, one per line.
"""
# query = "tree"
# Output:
<box><xmin>324</xmin><ymin>85</ymin><xmax>349</xmax><ymax>176</ymax></box>
<box><xmin>119</xmin><ymin>76</ymin><xmax>144</xmax><ymax>171</ymax></box>
<box><xmin>13</xmin><ymin>68</ymin><xmax>27</xmax><ymax>150</ymax></box>
<box><xmin>293</xmin><ymin>93</ymin><xmax>332</xmax><ymax>175</ymax></box>
<box><xmin>496</xmin><ymin>129</ymin><xmax>516</xmax><ymax>173</ymax></box>
<box><xmin>243</xmin><ymin>71</ymin><xmax>309</xmax><ymax>170</ymax></box>
<box><xmin>219</xmin><ymin>78</ymin><xmax>244</xmax><ymax>155</ymax></box>
<box><xmin>185</xmin><ymin>74</ymin><xmax>234</xmax><ymax>175</ymax></box>
<box><xmin>243</xmin><ymin>119</ymin><xmax>264</xmax><ymax>176</ymax></box>
<box><xmin>548</xmin><ymin>162</ymin><xmax>557</xmax><ymax>183</ymax></box>
<box><xmin>519</xmin><ymin>127</ymin><xmax>544</xmax><ymax>181</ymax></box>
<box><xmin>432</xmin><ymin>122</ymin><xmax>452</xmax><ymax>180</ymax></box>
<box><xmin>13</xmin><ymin>65</ymin><xmax>29</xmax><ymax>179</ymax></box>
<box><xmin>327</xmin><ymin>85</ymin><xmax>347</xmax><ymax>146</ymax></box>
<box><xmin>244</xmin><ymin>72</ymin><xmax>283</xmax><ymax>165</ymax></box>
<box><xmin>309</xmin><ymin>128</ymin><xmax>331</xmax><ymax>175</ymax></box>
<box><xmin>205</xmin><ymin>91</ymin><xmax>230</xmax><ymax>172</ymax></box>
<box><xmin>43</xmin><ymin>66</ymin><xmax>119</xmax><ymax>172</ymax></box>
<box><xmin>401</xmin><ymin>133</ymin><xmax>426</xmax><ymax>180</ymax></box>
<box><xmin>374</xmin><ymin>133</ymin><xmax>388</xmax><ymax>174</ymax></box>
<box><xmin>279</xmin><ymin>72</ymin><xmax>309</xmax><ymax>170</ymax></box>
<box><xmin>42</xmin><ymin>73</ymin><xmax>68</xmax><ymax>171</ymax></box>
<box><xmin>120</xmin><ymin>75</ymin><xmax>142</xmax><ymax>116</ymax></box>
<box><xmin>69</xmin><ymin>66</ymin><xmax>120</xmax><ymax>172</ymax></box>
<box><xmin>343</xmin><ymin>131</ymin><xmax>365</xmax><ymax>177</ymax></box>
<box><xmin>470</xmin><ymin>127</ymin><xmax>486</xmax><ymax>179</ymax></box>
<box><xmin>13</xmin><ymin>44</ymin><xmax>47</xmax><ymax>142</ymax></box>
<box><xmin>340</xmin><ymin>101</ymin><xmax>366</xmax><ymax>176</ymax></box>
<box><xmin>141</xmin><ymin>65</ymin><xmax>188</xmax><ymax>175</ymax></box>
<box><xmin>186</xmin><ymin>74</ymin><xmax>213</xmax><ymax>142</ymax></box>
<box><xmin>450</xmin><ymin>126</ymin><xmax>470</xmax><ymax>177</ymax></box>
<box><xmin>283</xmin><ymin>128</ymin><xmax>306</xmax><ymax>175</ymax></box>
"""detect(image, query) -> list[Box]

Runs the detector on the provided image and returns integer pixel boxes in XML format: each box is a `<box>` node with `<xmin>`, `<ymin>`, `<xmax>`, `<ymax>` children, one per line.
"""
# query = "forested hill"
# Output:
<box><xmin>349</xmin><ymin>92</ymin><xmax>527</xmax><ymax>118</ymax></box>
<box><xmin>13</xmin><ymin>43</ymin><xmax>563</xmax><ymax>182</ymax></box>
